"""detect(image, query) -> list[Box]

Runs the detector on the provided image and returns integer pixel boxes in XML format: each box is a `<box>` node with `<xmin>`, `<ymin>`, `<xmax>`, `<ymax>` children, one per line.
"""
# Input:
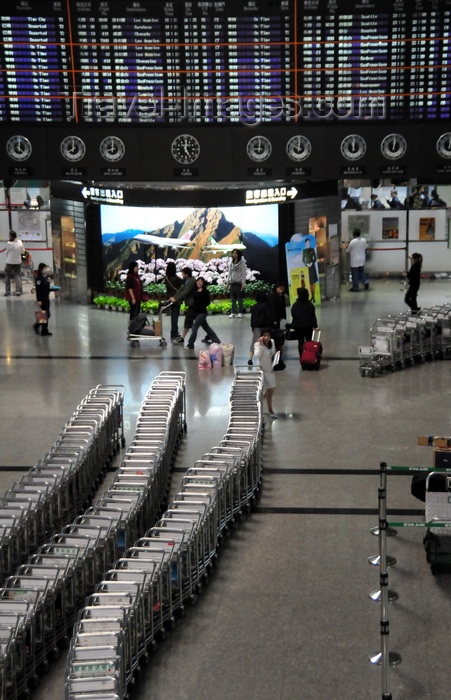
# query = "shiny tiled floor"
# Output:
<box><xmin>2</xmin><ymin>277</ymin><xmax>451</xmax><ymax>700</ymax></box>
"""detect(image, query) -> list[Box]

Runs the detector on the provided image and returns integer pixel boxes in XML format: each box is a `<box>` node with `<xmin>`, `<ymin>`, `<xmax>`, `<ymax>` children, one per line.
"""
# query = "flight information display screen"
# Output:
<box><xmin>0</xmin><ymin>0</ymin><xmax>449</xmax><ymax>125</ymax></box>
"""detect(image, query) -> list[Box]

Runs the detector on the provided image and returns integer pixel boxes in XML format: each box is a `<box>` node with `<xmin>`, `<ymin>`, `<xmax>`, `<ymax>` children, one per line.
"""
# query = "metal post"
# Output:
<box><xmin>371</xmin><ymin>462</ymin><xmax>397</xmax><ymax>537</ymax></box>
<box><xmin>369</xmin><ymin>515</ymin><xmax>402</xmax><ymax>675</ymax></box>
<box><xmin>369</xmin><ymin>486</ymin><xmax>397</xmax><ymax>567</ymax></box>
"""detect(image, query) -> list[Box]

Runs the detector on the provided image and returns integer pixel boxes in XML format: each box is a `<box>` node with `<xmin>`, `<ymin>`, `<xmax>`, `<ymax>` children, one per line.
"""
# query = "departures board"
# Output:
<box><xmin>1</xmin><ymin>0</ymin><xmax>450</xmax><ymax>125</ymax></box>
<box><xmin>1</xmin><ymin>0</ymin><xmax>451</xmax><ymax>182</ymax></box>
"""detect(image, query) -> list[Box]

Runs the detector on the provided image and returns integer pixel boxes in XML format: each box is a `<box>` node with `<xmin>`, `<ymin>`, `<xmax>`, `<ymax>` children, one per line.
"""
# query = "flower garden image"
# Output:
<box><xmin>93</xmin><ymin>257</ymin><xmax>272</xmax><ymax>314</ymax></box>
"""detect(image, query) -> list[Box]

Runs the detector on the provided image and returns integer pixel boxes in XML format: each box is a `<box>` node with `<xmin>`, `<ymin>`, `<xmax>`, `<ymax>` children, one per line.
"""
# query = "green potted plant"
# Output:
<box><xmin>93</xmin><ymin>295</ymin><xmax>109</xmax><ymax>309</ymax></box>
<box><xmin>117</xmin><ymin>298</ymin><xmax>129</xmax><ymax>312</ymax></box>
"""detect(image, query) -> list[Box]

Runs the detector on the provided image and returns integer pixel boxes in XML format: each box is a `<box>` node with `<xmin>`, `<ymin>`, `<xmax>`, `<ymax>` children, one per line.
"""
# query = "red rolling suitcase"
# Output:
<box><xmin>300</xmin><ymin>329</ymin><xmax>322</xmax><ymax>370</ymax></box>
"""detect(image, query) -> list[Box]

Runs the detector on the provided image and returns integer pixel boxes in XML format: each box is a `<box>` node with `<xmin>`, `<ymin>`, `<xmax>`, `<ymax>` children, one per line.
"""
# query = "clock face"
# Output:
<box><xmin>436</xmin><ymin>132</ymin><xmax>451</xmax><ymax>159</ymax></box>
<box><xmin>100</xmin><ymin>136</ymin><xmax>125</xmax><ymax>162</ymax></box>
<box><xmin>380</xmin><ymin>133</ymin><xmax>407</xmax><ymax>160</ymax></box>
<box><xmin>171</xmin><ymin>134</ymin><xmax>200</xmax><ymax>164</ymax></box>
<box><xmin>6</xmin><ymin>135</ymin><xmax>32</xmax><ymax>161</ymax></box>
<box><xmin>286</xmin><ymin>135</ymin><xmax>312</xmax><ymax>162</ymax></box>
<box><xmin>246</xmin><ymin>135</ymin><xmax>272</xmax><ymax>162</ymax></box>
<box><xmin>340</xmin><ymin>134</ymin><xmax>366</xmax><ymax>161</ymax></box>
<box><xmin>60</xmin><ymin>135</ymin><xmax>86</xmax><ymax>162</ymax></box>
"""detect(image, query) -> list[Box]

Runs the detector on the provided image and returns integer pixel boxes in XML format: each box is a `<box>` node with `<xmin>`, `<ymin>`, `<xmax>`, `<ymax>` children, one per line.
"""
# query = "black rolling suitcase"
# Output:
<box><xmin>423</xmin><ymin>472</ymin><xmax>451</xmax><ymax>574</ymax></box>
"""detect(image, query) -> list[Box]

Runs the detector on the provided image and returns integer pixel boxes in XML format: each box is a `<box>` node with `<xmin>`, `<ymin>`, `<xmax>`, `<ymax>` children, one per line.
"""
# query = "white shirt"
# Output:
<box><xmin>254</xmin><ymin>339</ymin><xmax>275</xmax><ymax>372</ymax></box>
<box><xmin>5</xmin><ymin>238</ymin><xmax>24</xmax><ymax>265</ymax></box>
<box><xmin>347</xmin><ymin>236</ymin><xmax>367</xmax><ymax>267</ymax></box>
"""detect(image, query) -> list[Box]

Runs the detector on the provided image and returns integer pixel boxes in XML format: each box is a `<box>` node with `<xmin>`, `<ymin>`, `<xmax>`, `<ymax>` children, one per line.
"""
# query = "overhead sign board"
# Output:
<box><xmin>245</xmin><ymin>186</ymin><xmax>299</xmax><ymax>205</ymax></box>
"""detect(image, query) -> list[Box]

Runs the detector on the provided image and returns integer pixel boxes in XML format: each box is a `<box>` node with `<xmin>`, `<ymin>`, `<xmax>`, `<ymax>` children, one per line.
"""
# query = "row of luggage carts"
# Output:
<box><xmin>64</xmin><ymin>366</ymin><xmax>264</xmax><ymax>700</ymax></box>
<box><xmin>0</xmin><ymin>385</ymin><xmax>125</xmax><ymax>587</ymax></box>
<box><xmin>0</xmin><ymin>373</ymin><xmax>187</xmax><ymax>700</ymax></box>
<box><xmin>358</xmin><ymin>304</ymin><xmax>451</xmax><ymax>377</ymax></box>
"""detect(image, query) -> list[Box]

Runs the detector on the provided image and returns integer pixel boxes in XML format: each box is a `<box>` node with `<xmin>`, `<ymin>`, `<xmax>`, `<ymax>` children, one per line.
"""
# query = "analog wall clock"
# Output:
<box><xmin>340</xmin><ymin>134</ymin><xmax>366</xmax><ymax>161</ymax></box>
<box><xmin>286</xmin><ymin>135</ymin><xmax>312</xmax><ymax>161</ymax></box>
<box><xmin>100</xmin><ymin>136</ymin><xmax>125</xmax><ymax>162</ymax></box>
<box><xmin>60</xmin><ymin>135</ymin><xmax>86</xmax><ymax>162</ymax></box>
<box><xmin>246</xmin><ymin>135</ymin><xmax>272</xmax><ymax>162</ymax></box>
<box><xmin>436</xmin><ymin>133</ymin><xmax>451</xmax><ymax>159</ymax></box>
<box><xmin>171</xmin><ymin>134</ymin><xmax>200</xmax><ymax>164</ymax></box>
<box><xmin>6</xmin><ymin>135</ymin><xmax>32</xmax><ymax>161</ymax></box>
<box><xmin>380</xmin><ymin>133</ymin><xmax>407</xmax><ymax>160</ymax></box>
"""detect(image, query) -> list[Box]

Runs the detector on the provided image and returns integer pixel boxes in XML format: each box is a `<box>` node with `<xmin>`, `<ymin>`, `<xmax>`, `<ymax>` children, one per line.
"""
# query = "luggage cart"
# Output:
<box><xmin>21</xmin><ymin>253</ymin><xmax>34</xmax><ymax>287</ymax></box>
<box><xmin>423</xmin><ymin>472</ymin><xmax>451</xmax><ymax>575</ymax></box>
<box><xmin>128</xmin><ymin>302</ymin><xmax>171</xmax><ymax>348</ymax></box>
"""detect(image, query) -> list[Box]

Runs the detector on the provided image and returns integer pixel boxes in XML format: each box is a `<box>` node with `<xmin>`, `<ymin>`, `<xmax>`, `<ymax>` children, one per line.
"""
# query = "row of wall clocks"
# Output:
<box><xmin>6</xmin><ymin>132</ymin><xmax>451</xmax><ymax>165</ymax></box>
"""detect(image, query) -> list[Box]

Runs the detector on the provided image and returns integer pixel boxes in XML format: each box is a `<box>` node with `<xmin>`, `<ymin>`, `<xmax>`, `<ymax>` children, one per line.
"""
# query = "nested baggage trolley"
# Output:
<box><xmin>61</xmin><ymin>367</ymin><xmax>264</xmax><ymax>700</ymax></box>
<box><xmin>359</xmin><ymin>307</ymin><xmax>451</xmax><ymax>377</ymax></box>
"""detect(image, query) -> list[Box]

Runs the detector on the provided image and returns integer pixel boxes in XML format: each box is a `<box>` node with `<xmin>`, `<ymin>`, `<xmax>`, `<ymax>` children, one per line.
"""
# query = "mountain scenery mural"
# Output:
<box><xmin>101</xmin><ymin>204</ymin><xmax>279</xmax><ymax>284</ymax></box>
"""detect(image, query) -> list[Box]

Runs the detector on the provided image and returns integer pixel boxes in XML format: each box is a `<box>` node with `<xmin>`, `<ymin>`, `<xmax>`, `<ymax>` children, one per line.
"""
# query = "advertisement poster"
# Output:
<box><xmin>382</xmin><ymin>217</ymin><xmax>399</xmax><ymax>240</ymax></box>
<box><xmin>419</xmin><ymin>217</ymin><xmax>436</xmax><ymax>240</ymax></box>
<box><xmin>285</xmin><ymin>233</ymin><xmax>321</xmax><ymax>305</ymax></box>
<box><xmin>11</xmin><ymin>210</ymin><xmax>44</xmax><ymax>241</ymax></box>
<box><xmin>347</xmin><ymin>214</ymin><xmax>370</xmax><ymax>239</ymax></box>
<box><xmin>101</xmin><ymin>203</ymin><xmax>280</xmax><ymax>285</ymax></box>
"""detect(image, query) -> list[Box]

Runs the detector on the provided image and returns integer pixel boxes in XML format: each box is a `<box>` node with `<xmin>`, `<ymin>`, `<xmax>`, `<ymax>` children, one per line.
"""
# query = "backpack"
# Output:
<box><xmin>128</xmin><ymin>313</ymin><xmax>150</xmax><ymax>335</ymax></box>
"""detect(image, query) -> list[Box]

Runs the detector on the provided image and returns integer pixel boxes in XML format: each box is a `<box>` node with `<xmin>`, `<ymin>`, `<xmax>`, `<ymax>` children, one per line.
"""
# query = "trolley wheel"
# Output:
<box><xmin>160</xmin><ymin>338</ymin><xmax>167</xmax><ymax>348</ymax></box>
<box><xmin>431</xmin><ymin>564</ymin><xmax>439</xmax><ymax>576</ymax></box>
<box><xmin>30</xmin><ymin>674</ymin><xmax>40</xmax><ymax>689</ymax></box>
<box><xmin>131</xmin><ymin>340</ymin><xmax>140</xmax><ymax>348</ymax></box>
<box><xmin>121</xmin><ymin>437</ymin><xmax>126</xmax><ymax>447</ymax></box>
<box><xmin>359</xmin><ymin>369</ymin><xmax>365</xmax><ymax>377</ymax></box>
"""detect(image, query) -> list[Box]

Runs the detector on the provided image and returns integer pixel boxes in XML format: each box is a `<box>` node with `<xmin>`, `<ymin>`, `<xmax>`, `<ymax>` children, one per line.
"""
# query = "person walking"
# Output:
<box><xmin>253</xmin><ymin>329</ymin><xmax>278</xmax><ymax>419</ymax></box>
<box><xmin>164</xmin><ymin>261</ymin><xmax>182</xmax><ymax>341</ymax></box>
<box><xmin>347</xmin><ymin>228</ymin><xmax>369</xmax><ymax>292</ymax></box>
<box><xmin>125</xmin><ymin>261</ymin><xmax>144</xmax><ymax>321</ymax></box>
<box><xmin>227</xmin><ymin>248</ymin><xmax>247</xmax><ymax>318</ymax></box>
<box><xmin>4</xmin><ymin>230</ymin><xmax>25</xmax><ymax>297</ymax></box>
<box><xmin>291</xmin><ymin>287</ymin><xmax>318</xmax><ymax>358</ymax></box>
<box><xmin>184</xmin><ymin>276</ymin><xmax>221</xmax><ymax>350</ymax></box>
<box><xmin>267</xmin><ymin>282</ymin><xmax>287</xmax><ymax>327</ymax></box>
<box><xmin>33</xmin><ymin>263</ymin><xmax>52</xmax><ymax>336</ymax></box>
<box><xmin>248</xmin><ymin>291</ymin><xmax>272</xmax><ymax>365</ymax></box>
<box><xmin>169</xmin><ymin>266</ymin><xmax>197</xmax><ymax>345</ymax></box>
<box><xmin>404</xmin><ymin>253</ymin><xmax>423</xmax><ymax>312</ymax></box>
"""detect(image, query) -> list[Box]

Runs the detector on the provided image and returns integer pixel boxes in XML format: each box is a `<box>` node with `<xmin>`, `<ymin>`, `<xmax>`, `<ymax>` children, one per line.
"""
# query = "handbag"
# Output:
<box><xmin>272</xmin><ymin>350</ymin><xmax>286</xmax><ymax>371</ymax></box>
<box><xmin>273</xmin><ymin>357</ymin><xmax>286</xmax><ymax>371</ymax></box>
<box><xmin>35</xmin><ymin>310</ymin><xmax>48</xmax><ymax>324</ymax></box>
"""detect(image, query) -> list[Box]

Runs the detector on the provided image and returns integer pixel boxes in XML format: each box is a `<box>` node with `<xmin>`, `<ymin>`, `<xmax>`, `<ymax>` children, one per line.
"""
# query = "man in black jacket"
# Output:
<box><xmin>170</xmin><ymin>267</ymin><xmax>196</xmax><ymax>345</ymax></box>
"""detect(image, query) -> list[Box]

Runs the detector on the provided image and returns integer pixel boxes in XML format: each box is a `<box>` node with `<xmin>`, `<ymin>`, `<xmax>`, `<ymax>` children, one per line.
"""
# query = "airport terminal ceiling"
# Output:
<box><xmin>1</xmin><ymin>0</ymin><xmax>451</xmax><ymax>182</ymax></box>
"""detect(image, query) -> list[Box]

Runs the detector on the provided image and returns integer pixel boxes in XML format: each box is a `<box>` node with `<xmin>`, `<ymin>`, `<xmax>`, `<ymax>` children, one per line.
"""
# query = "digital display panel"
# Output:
<box><xmin>0</xmin><ymin>0</ymin><xmax>450</xmax><ymax>125</ymax></box>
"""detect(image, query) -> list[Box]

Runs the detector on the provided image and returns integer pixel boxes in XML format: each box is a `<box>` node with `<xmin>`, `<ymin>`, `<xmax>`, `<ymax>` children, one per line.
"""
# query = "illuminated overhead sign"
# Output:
<box><xmin>81</xmin><ymin>186</ymin><xmax>124</xmax><ymax>205</ymax></box>
<box><xmin>245</xmin><ymin>186</ymin><xmax>298</xmax><ymax>205</ymax></box>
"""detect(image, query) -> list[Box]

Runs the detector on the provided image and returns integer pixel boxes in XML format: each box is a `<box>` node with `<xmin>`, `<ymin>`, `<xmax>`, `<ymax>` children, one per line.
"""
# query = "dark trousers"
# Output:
<box><xmin>170</xmin><ymin>304</ymin><xmax>180</xmax><ymax>338</ymax></box>
<box><xmin>230</xmin><ymin>283</ymin><xmax>244</xmax><ymax>313</ymax></box>
<box><xmin>129</xmin><ymin>301</ymin><xmax>141</xmax><ymax>321</ymax></box>
<box><xmin>188</xmin><ymin>313</ymin><xmax>220</xmax><ymax>347</ymax></box>
<box><xmin>405</xmin><ymin>286</ymin><xmax>419</xmax><ymax>311</ymax></box>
